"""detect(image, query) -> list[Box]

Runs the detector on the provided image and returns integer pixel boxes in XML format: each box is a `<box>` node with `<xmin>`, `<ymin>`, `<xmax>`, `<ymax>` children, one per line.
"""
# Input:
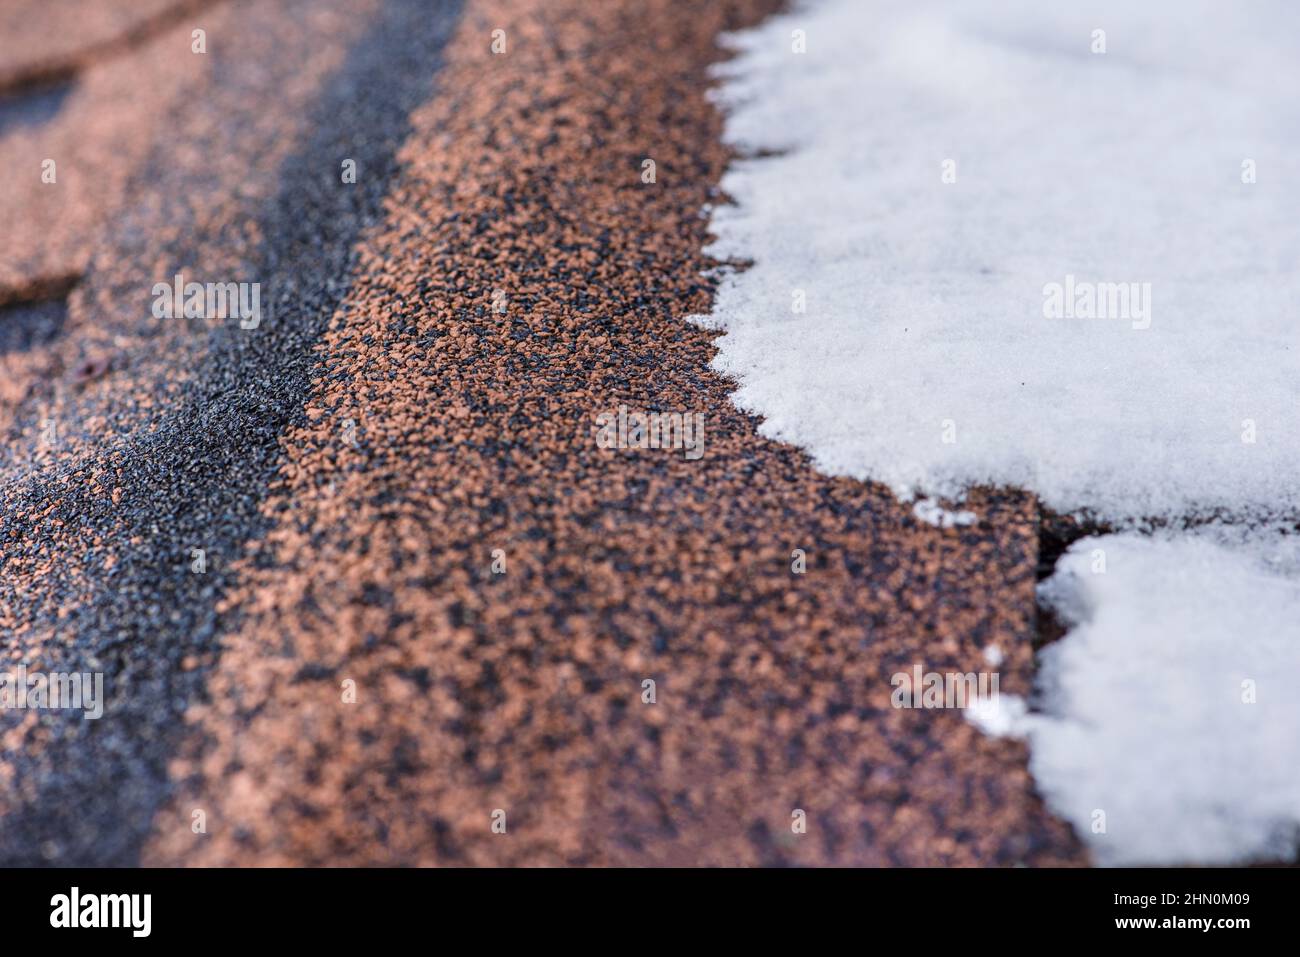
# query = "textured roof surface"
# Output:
<box><xmin>0</xmin><ymin>0</ymin><xmax>1084</xmax><ymax>866</ymax></box>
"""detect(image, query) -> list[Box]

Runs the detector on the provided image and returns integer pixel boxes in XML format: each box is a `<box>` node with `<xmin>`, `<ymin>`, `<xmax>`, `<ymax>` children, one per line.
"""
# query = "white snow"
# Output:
<box><xmin>912</xmin><ymin>497</ymin><xmax>976</xmax><ymax>528</ymax></box>
<box><xmin>703</xmin><ymin>0</ymin><xmax>1300</xmax><ymax>863</ymax></box>
<box><xmin>976</xmin><ymin>528</ymin><xmax>1300</xmax><ymax>864</ymax></box>
<box><xmin>1030</xmin><ymin>529</ymin><xmax>1300</xmax><ymax>864</ymax></box>
<box><xmin>703</xmin><ymin>0</ymin><xmax>1300</xmax><ymax>521</ymax></box>
<box><xmin>965</xmin><ymin>690</ymin><xmax>1026</xmax><ymax>739</ymax></box>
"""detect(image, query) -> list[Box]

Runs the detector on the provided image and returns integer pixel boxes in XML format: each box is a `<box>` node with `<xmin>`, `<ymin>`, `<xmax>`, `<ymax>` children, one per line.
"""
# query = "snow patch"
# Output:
<box><xmin>913</xmin><ymin>498</ymin><xmax>977</xmax><ymax>528</ymax></box>
<box><xmin>1028</xmin><ymin>530</ymin><xmax>1300</xmax><ymax>864</ymax></box>
<box><xmin>702</xmin><ymin>0</ymin><xmax>1300</xmax><ymax>520</ymax></box>
<box><xmin>965</xmin><ymin>692</ymin><xmax>1026</xmax><ymax>738</ymax></box>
